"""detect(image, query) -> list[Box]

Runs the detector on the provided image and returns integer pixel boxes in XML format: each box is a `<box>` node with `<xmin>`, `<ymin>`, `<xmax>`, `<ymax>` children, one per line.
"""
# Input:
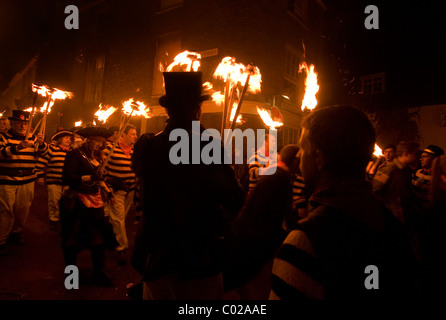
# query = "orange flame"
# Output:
<box><xmin>31</xmin><ymin>83</ymin><xmax>73</xmax><ymax>114</ymax></box>
<box><xmin>122</xmin><ymin>98</ymin><xmax>152</xmax><ymax>118</ymax></box>
<box><xmin>166</xmin><ymin>51</ymin><xmax>201</xmax><ymax>72</ymax></box>
<box><xmin>94</xmin><ymin>104</ymin><xmax>118</xmax><ymax>123</ymax></box>
<box><xmin>230</xmin><ymin>103</ymin><xmax>243</xmax><ymax>124</ymax></box>
<box><xmin>299</xmin><ymin>62</ymin><xmax>319</xmax><ymax>112</ymax></box>
<box><xmin>373</xmin><ymin>144</ymin><xmax>383</xmax><ymax>157</ymax></box>
<box><xmin>213</xmin><ymin>57</ymin><xmax>261</xmax><ymax>91</ymax></box>
<box><xmin>257</xmin><ymin>106</ymin><xmax>283</xmax><ymax>130</ymax></box>
<box><xmin>75</xmin><ymin>120</ymin><xmax>83</xmax><ymax>127</ymax></box>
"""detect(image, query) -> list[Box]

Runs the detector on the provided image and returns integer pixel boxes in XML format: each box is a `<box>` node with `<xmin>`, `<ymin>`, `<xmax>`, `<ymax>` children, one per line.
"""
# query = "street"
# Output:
<box><xmin>0</xmin><ymin>183</ymin><xmax>142</xmax><ymax>300</ymax></box>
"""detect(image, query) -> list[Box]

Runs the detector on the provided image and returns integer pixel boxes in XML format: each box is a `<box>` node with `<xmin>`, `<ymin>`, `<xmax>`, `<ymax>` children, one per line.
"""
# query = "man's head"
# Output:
<box><xmin>383</xmin><ymin>144</ymin><xmax>396</xmax><ymax>163</ymax></box>
<box><xmin>108</xmin><ymin>126</ymin><xmax>119</xmax><ymax>142</ymax></box>
<box><xmin>298</xmin><ymin>105</ymin><xmax>375</xmax><ymax>188</ymax></box>
<box><xmin>279</xmin><ymin>144</ymin><xmax>300</xmax><ymax>173</ymax></box>
<box><xmin>420</xmin><ymin>145</ymin><xmax>444</xmax><ymax>170</ymax></box>
<box><xmin>121</xmin><ymin>124</ymin><xmax>138</xmax><ymax>146</ymax></box>
<box><xmin>8</xmin><ymin>110</ymin><xmax>31</xmax><ymax>136</ymax></box>
<box><xmin>0</xmin><ymin>117</ymin><xmax>9</xmax><ymax>132</ymax></box>
<box><xmin>395</xmin><ymin>141</ymin><xmax>420</xmax><ymax>167</ymax></box>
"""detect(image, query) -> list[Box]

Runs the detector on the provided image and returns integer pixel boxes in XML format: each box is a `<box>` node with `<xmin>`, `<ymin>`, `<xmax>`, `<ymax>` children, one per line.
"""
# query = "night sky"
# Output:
<box><xmin>1</xmin><ymin>0</ymin><xmax>445</xmax><ymax>104</ymax></box>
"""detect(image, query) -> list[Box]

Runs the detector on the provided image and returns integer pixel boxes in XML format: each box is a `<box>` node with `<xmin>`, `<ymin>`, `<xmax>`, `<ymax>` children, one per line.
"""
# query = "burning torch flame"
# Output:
<box><xmin>373</xmin><ymin>144</ymin><xmax>383</xmax><ymax>157</ymax></box>
<box><xmin>230</xmin><ymin>103</ymin><xmax>243</xmax><ymax>124</ymax></box>
<box><xmin>75</xmin><ymin>120</ymin><xmax>83</xmax><ymax>127</ymax></box>
<box><xmin>299</xmin><ymin>62</ymin><xmax>319</xmax><ymax>112</ymax></box>
<box><xmin>166</xmin><ymin>51</ymin><xmax>201</xmax><ymax>72</ymax></box>
<box><xmin>257</xmin><ymin>106</ymin><xmax>283</xmax><ymax>130</ymax></box>
<box><xmin>122</xmin><ymin>98</ymin><xmax>151</xmax><ymax>118</ymax></box>
<box><xmin>94</xmin><ymin>104</ymin><xmax>118</xmax><ymax>123</ymax></box>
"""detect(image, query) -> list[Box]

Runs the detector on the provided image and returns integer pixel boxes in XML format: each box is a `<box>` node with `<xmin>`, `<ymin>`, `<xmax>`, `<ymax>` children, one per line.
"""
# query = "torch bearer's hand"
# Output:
<box><xmin>18</xmin><ymin>139</ymin><xmax>35</xmax><ymax>150</ymax></box>
<box><xmin>34</xmin><ymin>133</ymin><xmax>45</xmax><ymax>146</ymax></box>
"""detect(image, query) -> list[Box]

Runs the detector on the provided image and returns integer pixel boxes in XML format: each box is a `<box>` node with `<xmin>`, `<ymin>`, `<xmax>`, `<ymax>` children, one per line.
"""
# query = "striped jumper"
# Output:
<box><xmin>36</xmin><ymin>144</ymin><xmax>71</xmax><ymax>185</ymax></box>
<box><xmin>103</xmin><ymin>142</ymin><xmax>136</xmax><ymax>191</ymax></box>
<box><xmin>0</xmin><ymin>130</ymin><xmax>48</xmax><ymax>185</ymax></box>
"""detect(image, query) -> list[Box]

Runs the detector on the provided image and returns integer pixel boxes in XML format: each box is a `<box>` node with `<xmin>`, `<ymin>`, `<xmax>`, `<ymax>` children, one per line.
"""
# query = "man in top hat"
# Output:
<box><xmin>131</xmin><ymin>72</ymin><xmax>245</xmax><ymax>299</ymax></box>
<box><xmin>36</xmin><ymin>129</ymin><xmax>74</xmax><ymax>230</ymax></box>
<box><xmin>0</xmin><ymin>110</ymin><xmax>47</xmax><ymax>254</ymax></box>
<box><xmin>412</xmin><ymin>144</ymin><xmax>445</xmax><ymax>207</ymax></box>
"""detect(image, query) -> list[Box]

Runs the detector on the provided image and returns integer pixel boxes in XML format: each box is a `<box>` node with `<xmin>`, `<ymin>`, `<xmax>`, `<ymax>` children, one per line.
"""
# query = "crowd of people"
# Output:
<box><xmin>0</xmin><ymin>72</ymin><xmax>445</xmax><ymax>301</ymax></box>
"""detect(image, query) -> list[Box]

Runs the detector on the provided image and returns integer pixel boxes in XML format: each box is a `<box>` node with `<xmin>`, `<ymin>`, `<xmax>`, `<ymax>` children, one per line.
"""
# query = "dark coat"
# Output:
<box><xmin>223</xmin><ymin>164</ymin><xmax>293</xmax><ymax>291</ymax></box>
<box><xmin>60</xmin><ymin>147</ymin><xmax>112</xmax><ymax>249</ymax></box>
<box><xmin>297</xmin><ymin>180</ymin><xmax>419</xmax><ymax>299</ymax></box>
<box><xmin>131</xmin><ymin>120</ymin><xmax>245</xmax><ymax>281</ymax></box>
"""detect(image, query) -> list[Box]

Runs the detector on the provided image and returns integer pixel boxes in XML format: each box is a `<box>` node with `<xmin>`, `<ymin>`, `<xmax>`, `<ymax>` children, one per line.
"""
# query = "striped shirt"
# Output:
<box><xmin>270</xmin><ymin>229</ymin><xmax>324</xmax><ymax>300</ymax></box>
<box><xmin>103</xmin><ymin>142</ymin><xmax>136</xmax><ymax>191</ymax></box>
<box><xmin>0</xmin><ymin>130</ymin><xmax>48</xmax><ymax>185</ymax></box>
<box><xmin>292</xmin><ymin>173</ymin><xmax>307</xmax><ymax>209</ymax></box>
<box><xmin>248</xmin><ymin>148</ymin><xmax>275</xmax><ymax>191</ymax></box>
<box><xmin>36</xmin><ymin>144</ymin><xmax>71</xmax><ymax>185</ymax></box>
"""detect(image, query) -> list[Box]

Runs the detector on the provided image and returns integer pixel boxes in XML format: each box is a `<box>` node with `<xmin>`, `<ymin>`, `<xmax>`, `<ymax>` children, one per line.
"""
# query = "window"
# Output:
<box><xmin>152</xmin><ymin>33</ymin><xmax>182</xmax><ymax>97</ymax></box>
<box><xmin>84</xmin><ymin>55</ymin><xmax>105</xmax><ymax>103</ymax></box>
<box><xmin>361</xmin><ymin>73</ymin><xmax>385</xmax><ymax>94</ymax></box>
<box><xmin>288</xmin><ymin>0</ymin><xmax>308</xmax><ymax>26</ymax></box>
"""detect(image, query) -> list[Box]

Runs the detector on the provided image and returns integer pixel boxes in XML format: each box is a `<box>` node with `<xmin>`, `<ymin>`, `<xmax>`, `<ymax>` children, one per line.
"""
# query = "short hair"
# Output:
<box><xmin>395</xmin><ymin>141</ymin><xmax>419</xmax><ymax>157</ymax></box>
<box><xmin>123</xmin><ymin>124</ymin><xmax>136</xmax><ymax>134</ymax></box>
<box><xmin>301</xmin><ymin>105</ymin><xmax>375</xmax><ymax>177</ymax></box>
<box><xmin>384</xmin><ymin>144</ymin><xmax>396</xmax><ymax>151</ymax></box>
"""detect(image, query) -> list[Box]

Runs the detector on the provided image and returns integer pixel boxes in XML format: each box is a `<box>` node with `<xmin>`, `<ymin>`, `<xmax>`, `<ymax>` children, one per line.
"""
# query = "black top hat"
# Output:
<box><xmin>424</xmin><ymin>145</ymin><xmax>444</xmax><ymax>157</ymax></box>
<box><xmin>77</xmin><ymin>126</ymin><xmax>113</xmax><ymax>139</ymax></box>
<box><xmin>50</xmin><ymin>130</ymin><xmax>74</xmax><ymax>141</ymax></box>
<box><xmin>159</xmin><ymin>72</ymin><xmax>210</xmax><ymax>108</ymax></box>
<box><xmin>8</xmin><ymin>110</ymin><xmax>30</xmax><ymax>122</ymax></box>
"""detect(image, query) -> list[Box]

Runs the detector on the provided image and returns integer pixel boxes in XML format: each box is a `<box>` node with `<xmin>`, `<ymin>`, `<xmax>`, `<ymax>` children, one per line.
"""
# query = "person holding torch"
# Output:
<box><xmin>0</xmin><ymin>110</ymin><xmax>47</xmax><ymax>255</ymax></box>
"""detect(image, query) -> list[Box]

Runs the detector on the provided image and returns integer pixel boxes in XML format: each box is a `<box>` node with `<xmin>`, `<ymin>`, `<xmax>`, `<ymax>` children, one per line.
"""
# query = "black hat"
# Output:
<box><xmin>108</xmin><ymin>126</ymin><xmax>119</xmax><ymax>132</ymax></box>
<box><xmin>50</xmin><ymin>130</ymin><xmax>74</xmax><ymax>141</ymax></box>
<box><xmin>8</xmin><ymin>110</ymin><xmax>30</xmax><ymax>122</ymax></box>
<box><xmin>424</xmin><ymin>145</ymin><xmax>444</xmax><ymax>157</ymax></box>
<box><xmin>159</xmin><ymin>72</ymin><xmax>210</xmax><ymax>108</ymax></box>
<box><xmin>77</xmin><ymin>126</ymin><xmax>113</xmax><ymax>138</ymax></box>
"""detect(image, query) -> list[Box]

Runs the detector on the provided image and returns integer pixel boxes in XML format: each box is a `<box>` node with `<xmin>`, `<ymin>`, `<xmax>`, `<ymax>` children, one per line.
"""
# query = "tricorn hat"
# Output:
<box><xmin>50</xmin><ymin>130</ymin><xmax>74</xmax><ymax>141</ymax></box>
<box><xmin>159</xmin><ymin>72</ymin><xmax>210</xmax><ymax>108</ymax></box>
<box><xmin>8</xmin><ymin>110</ymin><xmax>30</xmax><ymax>122</ymax></box>
<box><xmin>424</xmin><ymin>145</ymin><xmax>444</xmax><ymax>157</ymax></box>
<box><xmin>77</xmin><ymin>126</ymin><xmax>113</xmax><ymax>139</ymax></box>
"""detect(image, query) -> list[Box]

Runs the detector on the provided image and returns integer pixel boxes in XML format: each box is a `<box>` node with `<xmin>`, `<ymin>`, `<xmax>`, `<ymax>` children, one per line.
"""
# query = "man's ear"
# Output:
<box><xmin>314</xmin><ymin>149</ymin><xmax>324</xmax><ymax>171</ymax></box>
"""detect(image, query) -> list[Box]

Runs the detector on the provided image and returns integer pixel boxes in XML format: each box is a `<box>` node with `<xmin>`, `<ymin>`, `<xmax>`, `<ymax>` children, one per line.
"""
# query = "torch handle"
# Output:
<box><xmin>224</xmin><ymin>74</ymin><xmax>251</xmax><ymax>147</ymax></box>
<box><xmin>230</xmin><ymin>74</ymin><xmax>250</xmax><ymax>132</ymax></box>
<box><xmin>25</xmin><ymin>92</ymin><xmax>39</xmax><ymax>139</ymax></box>
<box><xmin>39</xmin><ymin>96</ymin><xmax>53</xmax><ymax>136</ymax></box>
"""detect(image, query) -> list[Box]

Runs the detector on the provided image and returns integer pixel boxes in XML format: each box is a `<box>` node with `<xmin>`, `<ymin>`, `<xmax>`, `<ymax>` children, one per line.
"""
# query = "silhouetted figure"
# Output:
<box><xmin>131</xmin><ymin>72</ymin><xmax>244</xmax><ymax>300</ymax></box>
<box><xmin>270</xmin><ymin>105</ymin><xmax>418</xmax><ymax>301</ymax></box>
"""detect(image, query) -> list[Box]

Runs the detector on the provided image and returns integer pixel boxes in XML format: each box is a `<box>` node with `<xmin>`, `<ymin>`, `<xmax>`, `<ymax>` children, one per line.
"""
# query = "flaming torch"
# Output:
<box><xmin>94</xmin><ymin>104</ymin><xmax>118</xmax><ymax>125</ymax></box>
<box><xmin>299</xmin><ymin>62</ymin><xmax>319</xmax><ymax>112</ymax></box>
<box><xmin>366</xmin><ymin>143</ymin><xmax>384</xmax><ymax>176</ymax></box>
<box><xmin>101</xmin><ymin>98</ymin><xmax>151</xmax><ymax>171</ymax></box>
<box><xmin>256</xmin><ymin>106</ymin><xmax>284</xmax><ymax>131</ymax></box>
<box><xmin>30</xmin><ymin>83</ymin><xmax>73</xmax><ymax>136</ymax></box>
<box><xmin>166</xmin><ymin>51</ymin><xmax>201</xmax><ymax>72</ymax></box>
<box><xmin>213</xmin><ymin>57</ymin><xmax>262</xmax><ymax>139</ymax></box>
